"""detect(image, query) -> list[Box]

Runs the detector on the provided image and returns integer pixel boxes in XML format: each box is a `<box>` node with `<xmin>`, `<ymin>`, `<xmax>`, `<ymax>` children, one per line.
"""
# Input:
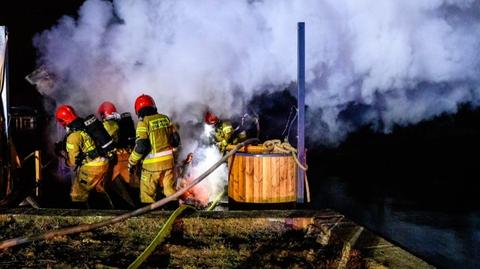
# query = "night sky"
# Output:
<box><xmin>1</xmin><ymin>1</ymin><xmax>83</xmax><ymax>108</ymax></box>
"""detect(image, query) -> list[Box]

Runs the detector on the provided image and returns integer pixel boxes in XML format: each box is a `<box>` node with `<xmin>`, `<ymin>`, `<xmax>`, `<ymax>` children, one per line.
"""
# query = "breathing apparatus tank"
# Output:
<box><xmin>84</xmin><ymin>114</ymin><xmax>115</xmax><ymax>156</ymax></box>
<box><xmin>118</xmin><ymin>112</ymin><xmax>136</xmax><ymax>149</ymax></box>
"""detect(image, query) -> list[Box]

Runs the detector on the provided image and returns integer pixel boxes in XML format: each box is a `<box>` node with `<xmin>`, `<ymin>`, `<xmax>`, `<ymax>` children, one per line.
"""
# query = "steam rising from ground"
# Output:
<box><xmin>176</xmin><ymin>124</ymin><xmax>227</xmax><ymax>205</ymax></box>
<box><xmin>191</xmin><ymin>145</ymin><xmax>227</xmax><ymax>203</ymax></box>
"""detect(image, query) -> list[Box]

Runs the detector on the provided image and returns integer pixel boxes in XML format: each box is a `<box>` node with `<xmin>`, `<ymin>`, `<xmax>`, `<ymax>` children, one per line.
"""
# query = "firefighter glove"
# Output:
<box><xmin>75</xmin><ymin>152</ymin><xmax>85</xmax><ymax>167</ymax></box>
<box><xmin>128</xmin><ymin>163</ymin><xmax>136</xmax><ymax>174</ymax></box>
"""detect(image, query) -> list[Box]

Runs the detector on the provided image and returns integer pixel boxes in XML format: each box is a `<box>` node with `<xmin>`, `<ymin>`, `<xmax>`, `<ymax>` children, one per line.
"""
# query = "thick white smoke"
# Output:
<box><xmin>177</xmin><ymin>124</ymin><xmax>228</xmax><ymax>205</ymax></box>
<box><xmin>34</xmin><ymin>0</ymin><xmax>480</xmax><ymax>144</ymax></box>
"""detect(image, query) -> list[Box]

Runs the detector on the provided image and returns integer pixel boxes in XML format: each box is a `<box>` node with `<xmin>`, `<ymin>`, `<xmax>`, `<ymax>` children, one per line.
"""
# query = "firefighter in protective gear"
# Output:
<box><xmin>97</xmin><ymin>101</ymin><xmax>137</xmax><ymax>190</ymax></box>
<box><xmin>204</xmin><ymin>111</ymin><xmax>246</xmax><ymax>152</ymax></box>
<box><xmin>55</xmin><ymin>105</ymin><xmax>109</xmax><ymax>204</ymax></box>
<box><xmin>128</xmin><ymin>94</ymin><xmax>180</xmax><ymax>203</ymax></box>
<box><xmin>97</xmin><ymin>101</ymin><xmax>121</xmax><ymax>143</ymax></box>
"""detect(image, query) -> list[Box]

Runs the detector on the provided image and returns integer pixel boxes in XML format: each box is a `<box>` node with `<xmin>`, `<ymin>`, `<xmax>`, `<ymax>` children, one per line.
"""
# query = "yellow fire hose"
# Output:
<box><xmin>127</xmin><ymin>205</ymin><xmax>191</xmax><ymax>269</ymax></box>
<box><xmin>128</xmin><ymin>190</ymin><xmax>226</xmax><ymax>269</ymax></box>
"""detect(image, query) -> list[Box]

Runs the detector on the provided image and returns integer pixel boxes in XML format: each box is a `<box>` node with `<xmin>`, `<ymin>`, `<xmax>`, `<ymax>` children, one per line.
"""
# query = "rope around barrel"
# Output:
<box><xmin>263</xmin><ymin>139</ymin><xmax>308</xmax><ymax>171</ymax></box>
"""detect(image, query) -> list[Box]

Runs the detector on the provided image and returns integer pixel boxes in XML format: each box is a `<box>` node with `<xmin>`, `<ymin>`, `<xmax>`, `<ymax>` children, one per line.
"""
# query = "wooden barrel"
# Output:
<box><xmin>228</xmin><ymin>150</ymin><xmax>297</xmax><ymax>203</ymax></box>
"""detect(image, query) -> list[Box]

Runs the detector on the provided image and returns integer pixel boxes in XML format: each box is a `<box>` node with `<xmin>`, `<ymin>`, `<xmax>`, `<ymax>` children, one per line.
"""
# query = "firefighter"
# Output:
<box><xmin>97</xmin><ymin>101</ymin><xmax>121</xmax><ymax>143</ymax></box>
<box><xmin>128</xmin><ymin>94</ymin><xmax>180</xmax><ymax>204</ymax></box>
<box><xmin>98</xmin><ymin>101</ymin><xmax>138</xmax><ymax>207</ymax></box>
<box><xmin>55</xmin><ymin>105</ymin><xmax>110</xmax><ymax>207</ymax></box>
<box><xmin>97</xmin><ymin>102</ymin><xmax>135</xmax><ymax>185</ymax></box>
<box><xmin>204</xmin><ymin>111</ymin><xmax>247</xmax><ymax>152</ymax></box>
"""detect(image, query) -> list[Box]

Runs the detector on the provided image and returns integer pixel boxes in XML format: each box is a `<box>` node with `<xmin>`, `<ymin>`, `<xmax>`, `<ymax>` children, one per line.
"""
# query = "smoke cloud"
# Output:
<box><xmin>34</xmin><ymin>0</ymin><xmax>480</xmax><ymax>144</ymax></box>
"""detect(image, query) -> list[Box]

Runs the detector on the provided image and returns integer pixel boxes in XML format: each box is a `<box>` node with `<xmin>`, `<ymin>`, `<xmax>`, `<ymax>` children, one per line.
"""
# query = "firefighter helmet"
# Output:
<box><xmin>97</xmin><ymin>101</ymin><xmax>118</xmax><ymax>120</ymax></box>
<box><xmin>134</xmin><ymin>94</ymin><xmax>156</xmax><ymax>115</ymax></box>
<box><xmin>204</xmin><ymin>111</ymin><xmax>219</xmax><ymax>125</ymax></box>
<box><xmin>55</xmin><ymin>105</ymin><xmax>78</xmax><ymax>127</ymax></box>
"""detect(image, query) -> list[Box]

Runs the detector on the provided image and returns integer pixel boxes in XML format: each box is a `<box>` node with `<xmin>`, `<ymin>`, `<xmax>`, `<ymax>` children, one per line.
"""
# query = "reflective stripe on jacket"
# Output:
<box><xmin>143</xmin><ymin>149</ymin><xmax>174</xmax><ymax>164</ymax></box>
<box><xmin>129</xmin><ymin>114</ymin><xmax>174</xmax><ymax>166</ymax></box>
<box><xmin>83</xmin><ymin>157</ymin><xmax>108</xmax><ymax>167</ymax></box>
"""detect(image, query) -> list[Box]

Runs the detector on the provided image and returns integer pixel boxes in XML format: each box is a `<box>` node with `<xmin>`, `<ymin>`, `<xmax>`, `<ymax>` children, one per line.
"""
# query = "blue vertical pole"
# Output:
<box><xmin>297</xmin><ymin>22</ymin><xmax>305</xmax><ymax>203</ymax></box>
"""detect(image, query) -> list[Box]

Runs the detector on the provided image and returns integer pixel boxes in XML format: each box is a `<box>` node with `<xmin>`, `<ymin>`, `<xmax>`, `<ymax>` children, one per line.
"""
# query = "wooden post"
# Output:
<box><xmin>35</xmin><ymin>150</ymin><xmax>41</xmax><ymax>197</ymax></box>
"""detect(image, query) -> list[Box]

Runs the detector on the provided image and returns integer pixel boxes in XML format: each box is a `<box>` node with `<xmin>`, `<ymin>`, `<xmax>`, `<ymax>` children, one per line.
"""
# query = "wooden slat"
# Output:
<box><xmin>269</xmin><ymin>157</ymin><xmax>277</xmax><ymax>202</ymax></box>
<box><xmin>244</xmin><ymin>156</ymin><xmax>249</xmax><ymax>202</ymax></box>
<box><xmin>292</xmin><ymin>157</ymin><xmax>297</xmax><ymax>199</ymax></box>
<box><xmin>285</xmin><ymin>156</ymin><xmax>291</xmax><ymax>201</ymax></box>
<box><xmin>289</xmin><ymin>156</ymin><xmax>295</xmax><ymax>200</ymax></box>
<box><xmin>290</xmin><ymin>157</ymin><xmax>295</xmax><ymax>200</ymax></box>
<box><xmin>277</xmin><ymin>157</ymin><xmax>286</xmax><ymax>202</ymax></box>
<box><xmin>228</xmin><ymin>156</ymin><xmax>234</xmax><ymax>199</ymax></box>
<box><xmin>262</xmin><ymin>156</ymin><xmax>269</xmax><ymax>203</ymax></box>
<box><xmin>233</xmin><ymin>156</ymin><xmax>240</xmax><ymax>201</ymax></box>
<box><xmin>252</xmin><ymin>157</ymin><xmax>257</xmax><ymax>203</ymax></box>
<box><xmin>244</xmin><ymin>157</ymin><xmax>249</xmax><ymax>202</ymax></box>
<box><xmin>289</xmin><ymin>157</ymin><xmax>296</xmax><ymax>199</ymax></box>
<box><xmin>238</xmin><ymin>156</ymin><xmax>245</xmax><ymax>202</ymax></box>
<box><xmin>248</xmin><ymin>156</ymin><xmax>255</xmax><ymax>203</ymax></box>
<box><xmin>269</xmin><ymin>156</ymin><xmax>275</xmax><ymax>203</ymax></box>
<box><xmin>253</xmin><ymin>156</ymin><xmax>262</xmax><ymax>203</ymax></box>
<box><xmin>274</xmin><ymin>155</ymin><xmax>281</xmax><ymax>203</ymax></box>
<box><xmin>230</xmin><ymin>155</ymin><xmax>239</xmax><ymax>202</ymax></box>
<box><xmin>248</xmin><ymin>157</ymin><xmax>255</xmax><ymax>202</ymax></box>
<box><xmin>245</xmin><ymin>156</ymin><xmax>252</xmax><ymax>202</ymax></box>
<box><xmin>286</xmin><ymin>156</ymin><xmax>291</xmax><ymax>201</ymax></box>
<box><xmin>279</xmin><ymin>156</ymin><xmax>286</xmax><ymax>202</ymax></box>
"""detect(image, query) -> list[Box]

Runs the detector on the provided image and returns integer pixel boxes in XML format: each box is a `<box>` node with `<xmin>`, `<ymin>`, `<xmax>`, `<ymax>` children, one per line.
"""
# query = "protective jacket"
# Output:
<box><xmin>129</xmin><ymin>113</ymin><xmax>176</xmax><ymax>203</ymax></box>
<box><xmin>214</xmin><ymin>121</ymin><xmax>246</xmax><ymax>152</ymax></box>
<box><xmin>65</xmin><ymin>129</ymin><xmax>109</xmax><ymax>202</ymax></box>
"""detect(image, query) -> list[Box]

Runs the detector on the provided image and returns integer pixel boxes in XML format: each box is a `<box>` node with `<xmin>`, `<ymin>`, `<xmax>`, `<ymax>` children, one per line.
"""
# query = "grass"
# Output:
<box><xmin>0</xmin><ymin>210</ymin><xmax>366</xmax><ymax>268</ymax></box>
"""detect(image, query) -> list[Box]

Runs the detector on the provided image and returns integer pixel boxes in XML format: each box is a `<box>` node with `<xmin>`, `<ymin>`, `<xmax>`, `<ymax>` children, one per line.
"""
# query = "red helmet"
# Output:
<box><xmin>56</xmin><ymin>105</ymin><xmax>78</xmax><ymax>127</ymax></box>
<box><xmin>97</xmin><ymin>101</ymin><xmax>117</xmax><ymax>119</ymax></box>
<box><xmin>204</xmin><ymin>111</ymin><xmax>219</xmax><ymax>125</ymax></box>
<box><xmin>134</xmin><ymin>94</ymin><xmax>156</xmax><ymax>115</ymax></box>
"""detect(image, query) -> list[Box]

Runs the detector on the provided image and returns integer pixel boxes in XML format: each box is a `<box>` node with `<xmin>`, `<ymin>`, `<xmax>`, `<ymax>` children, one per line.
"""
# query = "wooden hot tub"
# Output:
<box><xmin>227</xmin><ymin>145</ymin><xmax>297</xmax><ymax>203</ymax></box>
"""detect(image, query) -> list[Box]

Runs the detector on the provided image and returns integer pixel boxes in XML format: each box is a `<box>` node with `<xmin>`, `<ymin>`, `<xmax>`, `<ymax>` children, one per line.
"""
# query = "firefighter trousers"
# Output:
<box><xmin>71</xmin><ymin>159</ymin><xmax>109</xmax><ymax>202</ymax></box>
<box><xmin>140</xmin><ymin>157</ymin><xmax>175</xmax><ymax>203</ymax></box>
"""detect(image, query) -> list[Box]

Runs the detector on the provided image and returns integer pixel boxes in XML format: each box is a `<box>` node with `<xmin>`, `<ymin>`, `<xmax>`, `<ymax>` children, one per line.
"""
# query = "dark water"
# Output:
<box><xmin>313</xmin><ymin>177</ymin><xmax>480</xmax><ymax>269</ymax></box>
<box><xmin>304</xmin><ymin>105</ymin><xmax>480</xmax><ymax>269</ymax></box>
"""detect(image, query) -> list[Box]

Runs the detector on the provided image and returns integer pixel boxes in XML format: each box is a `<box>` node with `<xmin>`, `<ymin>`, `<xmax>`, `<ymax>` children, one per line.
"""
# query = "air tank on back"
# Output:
<box><xmin>84</xmin><ymin>114</ymin><xmax>115</xmax><ymax>155</ymax></box>
<box><xmin>118</xmin><ymin>112</ymin><xmax>136</xmax><ymax>149</ymax></box>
